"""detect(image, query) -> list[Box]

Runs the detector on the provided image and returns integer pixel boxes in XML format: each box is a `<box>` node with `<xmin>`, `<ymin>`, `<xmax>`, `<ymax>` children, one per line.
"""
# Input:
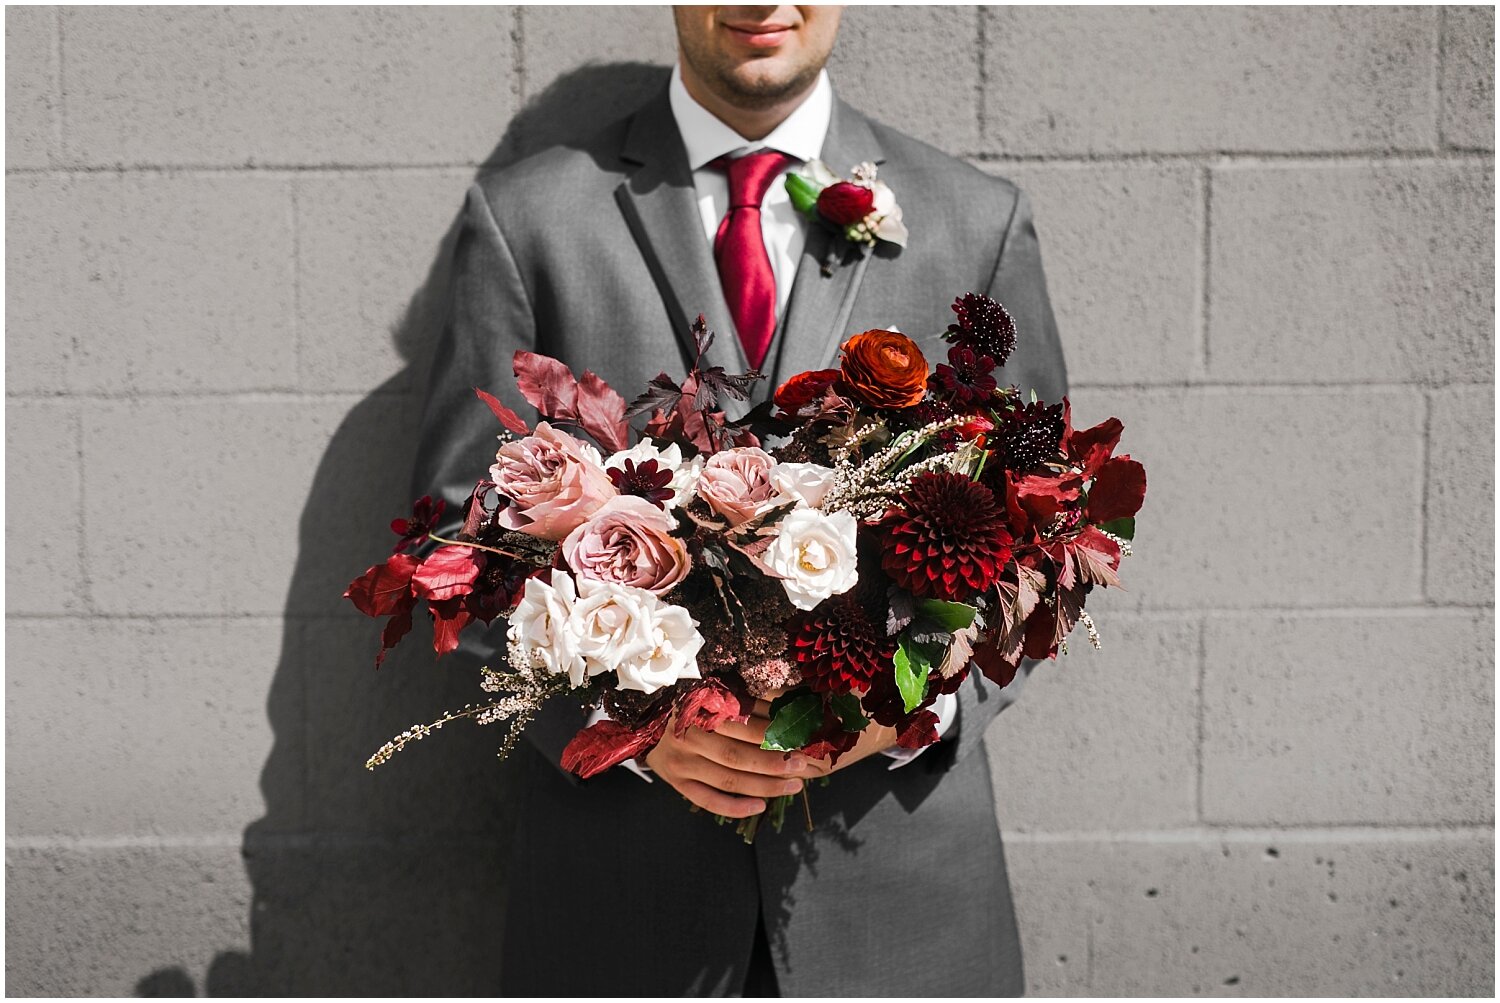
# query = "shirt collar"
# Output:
<box><xmin>668</xmin><ymin>63</ymin><xmax>832</xmax><ymax>170</ymax></box>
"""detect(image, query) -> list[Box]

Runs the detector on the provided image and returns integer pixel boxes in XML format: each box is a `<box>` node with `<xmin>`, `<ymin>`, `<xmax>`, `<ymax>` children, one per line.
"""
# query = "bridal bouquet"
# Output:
<box><xmin>347</xmin><ymin>292</ymin><xmax>1145</xmax><ymax>834</ymax></box>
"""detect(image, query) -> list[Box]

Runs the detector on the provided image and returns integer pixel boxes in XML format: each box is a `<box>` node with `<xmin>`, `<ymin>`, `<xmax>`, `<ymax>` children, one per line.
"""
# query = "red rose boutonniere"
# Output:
<box><xmin>786</xmin><ymin>160</ymin><xmax>908</xmax><ymax>272</ymax></box>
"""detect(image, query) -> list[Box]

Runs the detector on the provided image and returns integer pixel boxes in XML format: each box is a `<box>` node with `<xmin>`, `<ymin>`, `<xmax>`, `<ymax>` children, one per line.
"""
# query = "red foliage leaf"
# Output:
<box><xmin>1086</xmin><ymin>455</ymin><xmax>1146</xmax><ymax>524</ymax></box>
<box><xmin>1072</xmin><ymin>526</ymin><xmax>1123</xmax><ymax>587</ymax></box>
<box><xmin>800</xmin><ymin>728</ymin><xmax>860</xmax><ymax>763</ymax></box>
<box><xmin>428</xmin><ymin>597</ymin><xmax>474</xmax><ymax>657</ymax></box>
<box><xmin>673</xmin><ymin>679</ymin><xmax>755</xmax><ymax>738</ymax></box>
<box><xmin>1068</xmin><ymin>416</ymin><xmax>1123</xmax><ymax>478</ymax></box>
<box><xmin>376</xmin><ymin>607</ymin><xmax>415</xmax><ymax>667</ymax></box>
<box><xmin>513</xmin><ymin>351</ymin><xmax>579</xmax><ymax>422</ymax></box>
<box><xmin>473</xmin><ymin>387</ymin><xmax>530</xmax><ymax>436</ymax></box>
<box><xmin>561</xmin><ymin>714</ymin><xmax>671</xmax><ymax>779</ymax></box>
<box><xmin>576</xmin><ymin>369</ymin><xmax>630</xmax><ymax>453</ymax></box>
<box><xmin>410</xmin><ymin>545</ymin><xmax>481</xmax><ymax>601</ymax></box>
<box><xmin>971</xmin><ymin>635</ymin><xmax>1022</xmax><ymax>689</ymax></box>
<box><xmin>895</xmin><ymin>709</ymin><xmax>941</xmax><ymax>749</ymax></box>
<box><xmin>345</xmin><ymin>553</ymin><xmax>421</xmax><ymax>617</ymax></box>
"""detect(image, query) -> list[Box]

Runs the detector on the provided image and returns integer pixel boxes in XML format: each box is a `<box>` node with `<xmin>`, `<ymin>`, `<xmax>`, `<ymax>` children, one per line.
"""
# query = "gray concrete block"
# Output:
<box><xmin>1007</xmin><ymin>834</ymin><xmax>1494</xmax><ymax>995</ymax></box>
<box><xmin>5</xmin><ymin>400</ymin><xmax>82</xmax><ymax>615</ymax></box>
<box><xmin>984</xmin><ymin>7</ymin><xmax>1438</xmax><ymax>155</ymax></box>
<box><xmin>1209</xmin><ymin>163</ymin><xmax>1494</xmax><ymax>385</ymax></box>
<box><xmin>6</xmin><ymin>172</ymin><xmax>296</xmax><ymax>394</ymax></box>
<box><xmin>1202</xmin><ymin>613</ymin><xmax>1493</xmax><ymax>826</ymax></box>
<box><xmin>994</xmin><ymin>164</ymin><xmax>1202</xmax><ymax>385</ymax></box>
<box><xmin>61</xmin><ymin>7</ymin><xmax>516</xmax><ymax>167</ymax></box>
<box><xmin>1427</xmin><ymin>385</ymin><xmax>1496</xmax><ymax>604</ymax></box>
<box><xmin>5</xmin><ymin>5</ymin><xmax>57</xmax><ymax>169</ymax></box>
<box><xmin>5</xmin><ymin>844</ymin><xmax>251</xmax><ymax>997</ymax></box>
<box><xmin>5</xmin><ymin>618</ymin><xmax>292</xmax><ymax>837</ymax></box>
<box><xmin>295</xmin><ymin>170</ymin><xmax>471</xmax><ymax>393</ymax></box>
<box><xmin>520</xmin><ymin>5</ymin><xmax>674</xmax><ymax>99</ymax></box>
<box><xmin>987</xmin><ymin>616</ymin><xmax>1199</xmax><ymax>830</ymax></box>
<box><xmin>83</xmin><ymin>394</ymin><xmax>422</xmax><ymax>615</ymax></box>
<box><xmin>1441</xmin><ymin>6</ymin><xmax>1496</xmax><ymax>150</ymax></box>
<box><xmin>1069</xmin><ymin>389</ymin><xmax>1425</xmax><ymax>610</ymax></box>
<box><xmin>831</xmin><ymin>6</ymin><xmax>981</xmax><ymax>152</ymax></box>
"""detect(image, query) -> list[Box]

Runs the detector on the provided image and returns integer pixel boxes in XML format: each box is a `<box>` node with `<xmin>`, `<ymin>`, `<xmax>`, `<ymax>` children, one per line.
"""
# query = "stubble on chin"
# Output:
<box><xmin>687</xmin><ymin>51</ymin><xmax>825</xmax><ymax>113</ymax></box>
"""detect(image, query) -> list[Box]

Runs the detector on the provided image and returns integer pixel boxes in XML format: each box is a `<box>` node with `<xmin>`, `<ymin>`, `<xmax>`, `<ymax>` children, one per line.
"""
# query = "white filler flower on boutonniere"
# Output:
<box><xmin>786</xmin><ymin>160</ymin><xmax>909</xmax><ymax>252</ymax></box>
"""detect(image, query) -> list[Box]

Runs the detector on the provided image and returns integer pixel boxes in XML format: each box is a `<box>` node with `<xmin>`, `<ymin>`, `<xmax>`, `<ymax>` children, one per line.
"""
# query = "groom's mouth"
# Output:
<box><xmin>722</xmin><ymin>21</ymin><xmax>795</xmax><ymax>50</ymax></box>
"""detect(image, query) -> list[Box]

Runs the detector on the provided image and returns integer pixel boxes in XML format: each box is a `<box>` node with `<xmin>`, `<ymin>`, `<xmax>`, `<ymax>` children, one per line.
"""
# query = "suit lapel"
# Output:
<box><xmin>764</xmin><ymin>97</ymin><xmax>888</xmax><ymax>398</ymax></box>
<box><xmin>614</xmin><ymin>88</ymin><xmax>748</xmax><ymax>377</ymax></box>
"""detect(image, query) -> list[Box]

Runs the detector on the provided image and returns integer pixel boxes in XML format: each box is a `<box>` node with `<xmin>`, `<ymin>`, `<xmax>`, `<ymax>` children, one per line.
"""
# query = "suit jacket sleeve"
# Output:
<box><xmin>412</xmin><ymin>181</ymin><xmax>589</xmax><ymax>781</ymax></box>
<box><xmin>948</xmin><ymin>185</ymin><xmax>1069</xmax><ymax>766</ymax></box>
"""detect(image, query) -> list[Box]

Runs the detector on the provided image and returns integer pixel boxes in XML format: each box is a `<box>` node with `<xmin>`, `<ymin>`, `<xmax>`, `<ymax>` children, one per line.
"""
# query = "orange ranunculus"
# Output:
<box><xmin>839</xmin><ymin>329</ymin><xmax>930</xmax><ymax>409</ymax></box>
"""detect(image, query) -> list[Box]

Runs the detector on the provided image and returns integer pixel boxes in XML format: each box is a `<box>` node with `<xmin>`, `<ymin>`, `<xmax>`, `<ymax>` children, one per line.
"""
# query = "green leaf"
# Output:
<box><xmin>914</xmin><ymin>599</ymin><xmax>977</xmax><ymax>633</ymax></box>
<box><xmin>784</xmin><ymin>172</ymin><xmax>821</xmax><ymax>216</ymax></box>
<box><xmin>894</xmin><ymin>635</ymin><xmax>941</xmax><ymax>714</ymax></box>
<box><xmin>761</xmin><ymin>691</ymin><xmax>825</xmax><ymax>752</ymax></box>
<box><xmin>828</xmin><ymin>692</ymin><xmax>869</xmax><ymax>732</ymax></box>
<box><xmin>1099</xmin><ymin>516</ymin><xmax>1136</xmax><ymax>541</ymax></box>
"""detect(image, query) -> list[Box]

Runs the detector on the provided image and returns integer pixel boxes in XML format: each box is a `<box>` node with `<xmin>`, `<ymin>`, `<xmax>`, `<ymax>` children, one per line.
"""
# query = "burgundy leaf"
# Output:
<box><xmin>561</xmin><ymin>714</ymin><xmax>671</xmax><ymax>779</ymax></box>
<box><xmin>513</xmin><ymin>351</ymin><xmax>579</xmax><ymax>422</ymax></box>
<box><xmin>376</xmin><ymin>607</ymin><xmax>415</xmax><ymax>667</ymax></box>
<box><xmin>473</xmin><ymin>387</ymin><xmax>530</xmax><ymax>436</ymax></box>
<box><xmin>971</xmin><ymin>636</ymin><xmax>1021</xmax><ymax>689</ymax></box>
<box><xmin>673</xmin><ymin>679</ymin><xmax>755</xmax><ymax>737</ymax></box>
<box><xmin>345</xmin><ymin>553</ymin><xmax>421</xmax><ymax>617</ymax></box>
<box><xmin>1067</xmin><ymin>414</ymin><xmax>1123</xmax><ymax>478</ymax></box>
<box><xmin>1086</xmin><ymin>455</ymin><xmax>1146</xmax><ymax>524</ymax></box>
<box><xmin>624</xmin><ymin>372</ymin><xmax>683</xmax><ymax>422</ymax></box>
<box><xmin>429</xmin><ymin>597</ymin><xmax>474</xmax><ymax>656</ymax></box>
<box><xmin>410</xmin><ymin>545</ymin><xmax>482</xmax><ymax>601</ymax></box>
<box><xmin>895</xmin><ymin>709</ymin><xmax>941</xmax><ymax>749</ymax></box>
<box><xmin>576</xmin><ymin>369</ymin><xmax>631</xmax><ymax>453</ymax></box>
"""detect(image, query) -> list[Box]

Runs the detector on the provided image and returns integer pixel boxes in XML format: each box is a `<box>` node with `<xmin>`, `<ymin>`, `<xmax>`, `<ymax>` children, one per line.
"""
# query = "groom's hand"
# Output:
<box><xmin>644</xmin><ymin>711</ymin><xmax>827</xmax><ymax>818</ymax></box>
<box><xmin>748</xmin><ymin>696</ymin><xmax>899</xmax><ymax>775</ymax></box>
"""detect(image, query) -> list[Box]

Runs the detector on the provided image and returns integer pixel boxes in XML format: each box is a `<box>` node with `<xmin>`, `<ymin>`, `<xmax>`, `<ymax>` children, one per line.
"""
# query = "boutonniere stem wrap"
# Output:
<box><xmin>786</xmin><ymin>160</ymin><xmax>909</xmax><ymax>258</ymax></box>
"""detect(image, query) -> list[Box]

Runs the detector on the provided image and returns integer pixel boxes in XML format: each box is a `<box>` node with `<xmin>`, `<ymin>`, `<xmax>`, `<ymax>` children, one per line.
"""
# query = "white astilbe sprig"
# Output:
<box><xmin>821</xmin><ymin>416</ymin><xmax>983</xmax><ymax>520</ymax></box>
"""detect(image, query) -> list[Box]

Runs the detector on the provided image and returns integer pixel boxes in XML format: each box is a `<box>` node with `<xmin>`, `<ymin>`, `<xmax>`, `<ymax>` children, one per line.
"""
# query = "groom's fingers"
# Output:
<box><xmin>711</xmin><ymin>715</ymin><xmax>770</xmax><ymax>745</ymax></box>
<box><xmin>680</xmin><ymin>758</ymin><xmax>806</xmax><ymax>801</ymax></box>
<box><xmin>684</xmin><ymin>725</ymin><xmax>809</xmax><ymax>778</ymax></box>
<box><xmin>672</xmin><ymin>779</ymin><xmax>766</xmax><ymax>818</ymax></box>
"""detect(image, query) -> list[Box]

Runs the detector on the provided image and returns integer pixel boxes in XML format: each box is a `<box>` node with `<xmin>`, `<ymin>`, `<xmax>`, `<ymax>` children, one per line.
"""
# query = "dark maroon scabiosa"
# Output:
<box><xmin>607</xmin><ymin>458</ymin><xmax>674</xmax><ymax>508</ymax></box>
<box><xmin>990</xmin><ymin>400</ymin><xmax>1066</xmax><ymax>473</ymax></box>
<box><xmin>880</xmin><ymin>471</ymin><xmax>1014</xmax><ymax>602</ymax></box>
<box><xmin>786</xmin><ymin>593</ymin><xmax>896</xmax><ymax>696</ymax></box>
<box><xmin>930</xmin><ymin>345</ymin><xmax>999</xmax><ymax>408</ymax></box>
<box><xmin>945</xmin><ymin>293</ymin><xmax>1017</xmax><ymax>367</ymax></box>
<box><xmin>390</xmin><ymin>495</ymin><xmax>446</xmax><ymax>554</ymax></box>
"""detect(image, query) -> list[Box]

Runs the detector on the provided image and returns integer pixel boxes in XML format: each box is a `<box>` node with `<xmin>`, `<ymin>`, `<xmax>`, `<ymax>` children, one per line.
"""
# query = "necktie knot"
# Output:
<box><xmin>714</xmin><ymin>150</ymin><xmax>794</xmax><ymax>210</ymax></box>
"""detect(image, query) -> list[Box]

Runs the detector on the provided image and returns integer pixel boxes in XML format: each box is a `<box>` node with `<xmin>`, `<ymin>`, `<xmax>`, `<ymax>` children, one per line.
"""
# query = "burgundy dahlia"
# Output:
<box><xmin>931</xmin><ymin>345</ymin><xmax>999</xmax><ymax>408</ymax></box>
<box><xmin>990</xmin><ymin>400</ymin><xmax>1065</xmax><ymax>473</ymax></box>
<box><xmin>945</xmin><ymin>293</ymin><xmax>1017</xmax><ymax>367</ymax></box>
<box><xmin>787</xmin><ymin>594</ymin><xmax>896</xmax><ymax>696</ymax></box>
<box><xmin>881</xmin><ymin>471</ymin><xmax>1013</xmax><ymax>602</ymax></box>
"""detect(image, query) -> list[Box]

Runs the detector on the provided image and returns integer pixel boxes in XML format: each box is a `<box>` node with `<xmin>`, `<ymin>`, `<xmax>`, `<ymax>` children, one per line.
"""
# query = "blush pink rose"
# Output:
<box><xmin>491</xmin><ymin>421</ymin><xmax>617</xmax><ymax>541</ymax></box>
<box><xmin>696</xmin><ymin>446</ymin><xmax>782</xmax><ymax>526</ymax></box>
<box><xmin>561</xmin><ymin>495</ymin><xmax>691</xmax><ymax>596</ymax></box>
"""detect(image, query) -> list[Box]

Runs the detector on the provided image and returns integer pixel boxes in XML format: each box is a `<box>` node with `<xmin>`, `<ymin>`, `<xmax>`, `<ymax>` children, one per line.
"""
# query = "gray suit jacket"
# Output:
<box><xmin>413</xmin><ymin>83</ymin><xmax>1067</xmax><ymax>996</ymax></box>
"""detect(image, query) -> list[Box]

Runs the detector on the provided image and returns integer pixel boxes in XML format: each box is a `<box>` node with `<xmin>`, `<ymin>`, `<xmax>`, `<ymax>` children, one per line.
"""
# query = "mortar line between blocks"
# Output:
<box><xmin>1435</xmin><ymin>6</ymin><xmax>1448</xmax><ymax>149</ymax></box>
<box><xmin>513</xmin><ymin>6</ymin><xmax>526</xmax><ymax>104</ymax></box>
<box><xmin>1195</xmin><ymin>616</ymin><xmax>1207</xmax><ymax>825</ymax></box>
<box><xmin>1419</xmin><ymin>390</ymin><xmax>1433</xmax><ymax>599</ymax></box>
<box><xmin>51</xmin><ymin>5</ymin><xmax>65</xmax><ymax>165</ymax></box>
<box><xmin>1198</xmin><ymin>163</ymin><xmax>1213</xmax><ymax>377</ymax></box>
<box><xmin>290</xmin><ymin>181</ymin><xmax>302</xmax><ymax>389</ymax></box>
<box><xmin>974</xmin><ymin>6</ymin><xmax>988</xmax><ymax>146</ymax></box>
<box><xmin>74</xmin><ymin>406</ymin><xmax>94</xmax><ymax>615</ymax></box>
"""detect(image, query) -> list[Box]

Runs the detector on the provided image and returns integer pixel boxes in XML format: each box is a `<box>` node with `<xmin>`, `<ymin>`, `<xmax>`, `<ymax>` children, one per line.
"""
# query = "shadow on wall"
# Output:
<box><xmin>134</xmin><ymin>63</ymin><xmax>672</xmax><ymax>997</ymax></box>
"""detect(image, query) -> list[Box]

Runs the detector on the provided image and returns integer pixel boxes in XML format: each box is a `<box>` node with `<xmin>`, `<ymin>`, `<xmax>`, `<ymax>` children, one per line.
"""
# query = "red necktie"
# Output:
<box><xmin>711</xmin><ymin>150</ymin><xmax>793</xmax><ymax>370</ymax></box>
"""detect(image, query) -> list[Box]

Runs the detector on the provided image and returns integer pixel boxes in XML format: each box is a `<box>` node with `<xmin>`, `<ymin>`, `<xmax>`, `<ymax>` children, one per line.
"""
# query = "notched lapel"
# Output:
<box><xmin>613</xmin><ymin>89</ymin><xmax>747</xmax><ymax>378</ymax></box>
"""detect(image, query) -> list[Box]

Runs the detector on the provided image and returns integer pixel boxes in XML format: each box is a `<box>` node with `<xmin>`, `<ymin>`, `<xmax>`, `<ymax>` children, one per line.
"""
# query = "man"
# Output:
<box><xmin>414</xmin><ymin>6</ymin><xmax>1067</xmax><ymax>995</ymax></box>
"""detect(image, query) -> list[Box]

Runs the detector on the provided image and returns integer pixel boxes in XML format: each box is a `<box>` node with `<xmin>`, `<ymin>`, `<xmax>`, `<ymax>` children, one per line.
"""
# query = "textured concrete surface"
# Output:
<box><xmin>6</xmin><ymin>5</ymin><xmax>1493</xmax><ymax>997</ymax></box>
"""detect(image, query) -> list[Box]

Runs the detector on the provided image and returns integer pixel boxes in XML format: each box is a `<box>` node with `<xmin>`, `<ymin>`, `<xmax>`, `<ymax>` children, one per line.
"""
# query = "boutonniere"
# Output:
<box><xmin>786</xmin><ymin>160</ymin><xmax>908</xmax><ymax>274</ymax></box>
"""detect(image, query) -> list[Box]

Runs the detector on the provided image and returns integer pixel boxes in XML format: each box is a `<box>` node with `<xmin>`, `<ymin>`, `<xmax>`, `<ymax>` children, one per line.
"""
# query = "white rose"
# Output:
<box><xmin>507</xmin><ymin>569</ymin><xmax>587</xmax><ymax>686</ymax></box>
<box><xmin>763</xmin><ymin>508</ymin><xmax>860</xmax><ymax>611</ymax></box>
<box><xmin>605</xmin><ymin>437</ymin><xmax>702</xmax><ymax>508</ymax></box>
<box><xmin>569</xmin><ymin>578</ymin><xmax>659</xmax><ymax>679</ymax></box>
<box><xmin>614</xmin><ymin>601</ymin><xmax>705</xmax><ymax>694</ymax></box>
<box><xmin>771</xmin><ymin>461</ymin><xmax>836</xmax><ymax>510</ymax></box>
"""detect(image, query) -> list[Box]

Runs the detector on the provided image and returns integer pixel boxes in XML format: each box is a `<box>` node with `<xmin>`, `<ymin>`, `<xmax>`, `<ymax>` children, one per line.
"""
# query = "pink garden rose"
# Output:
<box><xmin>561</xmin><ymin>495</ymin><xmax>691</xmax><ymax>596</ymax></box>
<box><xmin>696</xmin><ymin>446</ymin><xmax>782</xmax><ymax>526</ymax></box>
<box><xmin>491</xmin><ymin>422</ymin><xmax>616</xmax><ymax>541</ymax></box>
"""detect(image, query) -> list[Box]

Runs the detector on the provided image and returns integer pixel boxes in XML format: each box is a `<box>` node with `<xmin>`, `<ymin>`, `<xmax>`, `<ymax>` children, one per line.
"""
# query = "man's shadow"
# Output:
<box><xmin>135</xmin><ymin>63</ymin><xmax>672</xmax><ymax>998</ymax></box>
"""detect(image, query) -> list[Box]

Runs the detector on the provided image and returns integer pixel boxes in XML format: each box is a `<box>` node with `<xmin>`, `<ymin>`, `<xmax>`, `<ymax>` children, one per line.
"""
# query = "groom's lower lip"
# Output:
<box><xmin>724</xmin><ymin>25</ymin><xmax>792</xmax><ymax>48</ymax></box>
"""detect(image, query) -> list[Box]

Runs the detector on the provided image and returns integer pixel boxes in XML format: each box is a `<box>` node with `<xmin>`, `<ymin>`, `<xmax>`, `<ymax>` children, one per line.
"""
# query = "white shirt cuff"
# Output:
<box><xmin>879</xmin><ymin>690</ymin><xmax>959</xmax><ymax>770</ymax></box>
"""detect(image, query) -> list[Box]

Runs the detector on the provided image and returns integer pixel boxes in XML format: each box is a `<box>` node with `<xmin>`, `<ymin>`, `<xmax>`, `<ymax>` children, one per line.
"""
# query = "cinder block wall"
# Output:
<box><xmin>6</xmin><ymin>6</ymin><xmax>1493</xmax><ymax>996</ymax></box>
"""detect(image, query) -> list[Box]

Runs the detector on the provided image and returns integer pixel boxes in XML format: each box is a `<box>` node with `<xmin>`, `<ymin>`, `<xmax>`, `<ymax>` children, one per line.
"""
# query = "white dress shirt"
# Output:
<box><xmin>602</xmin><ymin>67</ymin><xmax>957</xmax><ymax>780</ymax></box>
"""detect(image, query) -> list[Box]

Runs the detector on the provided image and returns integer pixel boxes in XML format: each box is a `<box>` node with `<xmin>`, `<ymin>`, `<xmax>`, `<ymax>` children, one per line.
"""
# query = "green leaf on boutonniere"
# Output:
<box><xmin>914</xmin><ymin>599</ymin><xmax>978</xmax><ymax>633</ymax></box>
<box><xmin>1099</xmin><ymin>516</ymin><xmax>1136</xmax><ymax>541</ymax></box>
<box><xmin>894</xmin><ymin>634</ymin><xmax>943</xmax><ymax>714</ymax></box>
<box><xmin>785</xmin><ymin>172</ymin><xmax>822</xmax><ymax>217</ymax></box>
<box><xmin>761</xmin><ymin>690</ymin><xmax>824</xmax><ymax>752</ymax></box>
<box><xmin>828</xmin><ymin>692</ymin><xmax>869</xmax><ymax>733</ymax></box>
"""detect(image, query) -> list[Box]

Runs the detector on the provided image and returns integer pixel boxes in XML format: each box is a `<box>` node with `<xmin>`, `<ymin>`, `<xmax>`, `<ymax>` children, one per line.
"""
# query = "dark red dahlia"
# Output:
<box><xmin>945</xmin><ymin>293</ymin><xmax>1017</xmax><ymax>366</ymax></box>
<box><xmin>880</xmin><ymin>471</ymin><xmax>1013</xmax><ymax>602</ymax></box>
<box><xmin>786</xmin><ymin>594</ymin><xmax>897</xmax><ymax>696</ymax></box>
<box><xmin>990</xmin><ymin>401</ymin><xmax>1066</xmax><ymax>473</ymax></box>
<box><xmin>930</xmin><ymin>345</ymin><xmax>999</xmax><ymax>408</ymax></box>
<box><xmin>607</xmin><ymin>458</ymin><xmax>674</xmax><ymax>507</ymax></box>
